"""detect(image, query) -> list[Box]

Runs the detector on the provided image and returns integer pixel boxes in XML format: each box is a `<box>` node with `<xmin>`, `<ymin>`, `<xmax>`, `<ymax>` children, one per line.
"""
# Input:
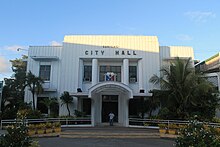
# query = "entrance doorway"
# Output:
<box><xmin>102</xmin><ymin>95</ymin><xmax>118</xmax><ymax>122</ymax></box>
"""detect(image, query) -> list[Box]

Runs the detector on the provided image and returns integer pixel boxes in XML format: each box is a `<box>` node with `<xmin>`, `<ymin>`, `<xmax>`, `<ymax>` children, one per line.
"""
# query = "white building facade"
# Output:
<box><xmin>25</xmin><ymin>35</ymin><xmax>194</xmax><ymax>126</ymax></box>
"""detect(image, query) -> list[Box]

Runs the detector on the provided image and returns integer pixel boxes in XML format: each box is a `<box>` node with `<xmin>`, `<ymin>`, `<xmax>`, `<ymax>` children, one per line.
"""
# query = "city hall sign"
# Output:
<box><xmin>85</xmin><ymin>50</ymin><xmax>137</xmax><ymax>56</ymax></box>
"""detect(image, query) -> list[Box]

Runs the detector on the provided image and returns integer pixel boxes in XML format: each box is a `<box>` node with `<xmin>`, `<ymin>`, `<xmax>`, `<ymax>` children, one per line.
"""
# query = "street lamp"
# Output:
<box><xmin>17</xmin><ymin>48</ymin><xmax>28</xmax><ymax>51</ymax></box>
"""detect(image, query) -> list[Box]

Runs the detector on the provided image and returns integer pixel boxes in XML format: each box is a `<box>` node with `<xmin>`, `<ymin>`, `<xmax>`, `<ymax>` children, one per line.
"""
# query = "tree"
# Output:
<box><xmin>60</xmin><ymin>91</ymin><xmax>73</xmax><ymax>117</ymax></box>
<box><xmin>150</xmin><ymin>57</ymin><xmax>219</xmax><ymax>120</ymax></box>
<box><xmin>40</xmin><ymin>97</ymin><xmax>58</xmax><ymax>116</ymax></box>
<box><xmin>25</xmin><ymin>71</ymin><xmax>44</xmax><ymax>110</ymax></box>
<box><xmin>1</xmin><ymin>55</ymin><xmax>28</xmax><ymax>119</ymax></box>
<box><xmin>9</xmin><ymin>55</ymin><xmax>27</xmax><ymax>100</ymax></box>
<box><xmin>145</xmin><ymin>95</ymin><xmax>160</xmax><ymax>118</ymax></box>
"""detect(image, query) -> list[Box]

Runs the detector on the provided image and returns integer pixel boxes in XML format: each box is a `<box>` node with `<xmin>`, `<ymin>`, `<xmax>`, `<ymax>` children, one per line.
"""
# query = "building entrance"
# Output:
<box><xmin>102</xmin><ymin>95</ymin><xmax>118</xmax><ymax>122</ymax></box>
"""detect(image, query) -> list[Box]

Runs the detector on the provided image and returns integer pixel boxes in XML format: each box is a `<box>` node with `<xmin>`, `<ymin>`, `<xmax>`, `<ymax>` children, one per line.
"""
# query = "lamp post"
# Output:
<box><xmin>17</xmin><ymin>48</ymin><xmax>28</xmax><ymax>51</ymax></box>
<box><xmin>0</xmin><ymin>81</ymin><xmax>3</xmax><ymax>112</ymax></box>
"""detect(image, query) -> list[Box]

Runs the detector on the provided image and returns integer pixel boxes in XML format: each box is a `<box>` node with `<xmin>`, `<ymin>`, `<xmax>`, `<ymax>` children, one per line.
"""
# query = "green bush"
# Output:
<box><xmin>26</xmin><ymin>110</ymin><xmax>42</xmax><ymax>119</ymax></box>
<box><xmin>1</xmin><ymin>108</ymin><xmax>17</xmax><ymax>119</ymax></box>
<box><xmin>45</xmin><ymin>122</ymin><xmax>52</xmax><ymax>129</ymax></box>
<box><xmin>53</xmin><ymin>122</ymin><xmax>61</xmax><ymax>128</ymax></box>
<box><xmin>0</xmin><ymin>122</ymin><xmax>34</xmax><ymax>147</ymax></box>
<box><xmin>176</xmin><ymin>119</ymin><xmax>220</xmax><ymax>147</ymax></box>
<box><xmin>74</xmin><ymin>110</ymin><xmax>86</xmax><ymax>117</ymax></box>
<box><xmin>157</xmin><ymin>107</ymin><xmax>171</xmax><ymax>119</ymax></box>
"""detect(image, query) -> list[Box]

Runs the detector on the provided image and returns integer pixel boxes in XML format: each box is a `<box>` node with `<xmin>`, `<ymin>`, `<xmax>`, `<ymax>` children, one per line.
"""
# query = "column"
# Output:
<box><xmin>123</xmin><ymin>59</ymin><xmax>129</xmax><ymax>85</ymax></box>
<box><xmin>92</xmin><ymin>59</ymin><xmax>98</xmax><ymax>86</ymax></box>
<box><xmin>138</xmin><ymin>59</ymin><xmax>144</xmax><ymax>91</ymax></box>
<box><xmin>91</xmin><ymin>99</ymin><xmax>95</xmax><ymax>126</ymax></box>
<box><xmin>78</xmin><ymin>59</ymin><xmax>83</xmax><ymax>90</ymax></box>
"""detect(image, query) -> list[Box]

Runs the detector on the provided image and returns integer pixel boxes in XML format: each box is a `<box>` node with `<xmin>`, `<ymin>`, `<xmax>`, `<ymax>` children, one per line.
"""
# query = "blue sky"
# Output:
<box><xmin>0</xmin><ymin>0</ymin><xmax>219</xmax><ymax>81</ymax></box>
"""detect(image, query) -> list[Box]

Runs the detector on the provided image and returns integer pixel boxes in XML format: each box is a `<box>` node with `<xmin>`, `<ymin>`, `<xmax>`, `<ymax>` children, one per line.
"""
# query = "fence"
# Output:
<box><xmin>129</xmin><ymin>118</ymin><xmax>220</xmax><ymax>129</ymax></box>
<box><xmin>2</xmin><ymin>117</ymin><xmax>220</xmax><ymax>129</ymax></box>
<box><xmin>1</xmin><ymin>117</ymin><xmax>92</xmax><ymax>129</ymax></box>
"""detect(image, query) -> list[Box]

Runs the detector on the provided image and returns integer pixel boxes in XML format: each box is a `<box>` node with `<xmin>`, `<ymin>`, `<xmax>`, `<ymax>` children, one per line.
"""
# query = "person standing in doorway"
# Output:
<box><xmin>109</xmin><ymin>112</ymin><xmax>115</xmax><ymax>126</ymax></box>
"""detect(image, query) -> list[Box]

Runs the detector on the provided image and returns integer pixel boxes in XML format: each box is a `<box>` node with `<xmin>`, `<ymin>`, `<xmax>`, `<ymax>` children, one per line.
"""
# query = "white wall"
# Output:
<box><xmin>25</xmin><ymin>35</ymin><xmax>195</xmax><ymax>116</ymax></box>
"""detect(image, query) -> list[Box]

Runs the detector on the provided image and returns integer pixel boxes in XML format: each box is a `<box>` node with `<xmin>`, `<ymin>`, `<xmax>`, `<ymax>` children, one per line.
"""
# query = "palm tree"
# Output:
<box><xmin>40</xmin><ymin>97</ymin><xmax>58</xmax><ymax>116</ymax></box>
<box><xmin>25</xmin><ymin>71</ymin><xmax>44</xmax><ymax>110</ymax></box>
<box><xmin>60</xmin><ymin>91</ymin><xmax>73</xmax><ymax>117</ymax></box>
<box><xmin>150</xmin><ymin>57</ymin><xmax>218</xmax><ymax>119</ymax></box>
<box><xmin>145</xmin><ymin>96</ymin><xmax>160</xmax><ymax>118</ymax></box>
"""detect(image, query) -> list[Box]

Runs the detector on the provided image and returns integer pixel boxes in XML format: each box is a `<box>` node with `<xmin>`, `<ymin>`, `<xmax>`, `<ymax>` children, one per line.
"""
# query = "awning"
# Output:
<box><xmin>70</xmin><ymin>92</ymin><xmax>89</xmax><ymax>98</ymax></box>
<box><xmin>31</xmin><ymin>56</ymin><xmax>59</xmax><ymax>61</ymax></box>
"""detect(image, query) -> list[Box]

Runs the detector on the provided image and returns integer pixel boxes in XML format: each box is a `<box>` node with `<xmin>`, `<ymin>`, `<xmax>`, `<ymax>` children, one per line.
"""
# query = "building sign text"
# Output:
<box><xmin>85</xmin><ymin>50</ymin><xmax>137</xmax><ymax>56</ymax></box>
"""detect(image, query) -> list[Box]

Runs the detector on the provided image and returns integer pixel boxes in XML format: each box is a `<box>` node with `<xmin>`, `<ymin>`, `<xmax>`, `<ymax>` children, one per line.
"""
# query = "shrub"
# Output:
<box><xmin>158</xmin><ymin>124</ymin><xmax>167</xmax><ymax>129</ymax></box>
<box><xmin>53</xmin><ymin>122</ymin><xmax>61</xmax><ymax>128</ymax></box>
<box><xmin>176</xmin><ymin>119</ymin><xmax>220</xmax><ymax>147</ymax></box>
<box><xmin>28</xmin><ymin>124</ymin><xmax>36</xmax><ymax>130</ymax></box>
<box><xmin>26</xmin><ymin>110</ymin><xmax>41</xmax><ymax>119</ymax></box>
<box><xmin>37</xmin><ymin>123</ymin><xmax>46</xmax><ymax>130</ymax></box>
<box><xmin>74</xmin><ymin>110</ymin><xmax>86</xmax><ymax>117</ymax></box>
<box><xmin>157</xmin><ymin>107</ymin><xmax>171</xmax><ymax>119</ymax></box>
<box><xmin>0</xmin><ymin>121</ymin><xmax>35</xmax><ymax>147</ymax></box>
<box><xmin>45</xmin><ymin>122</ymin><xmax>52</xmax><ymax>129</ymax></box>
<box><xmin>169</xmin><ymin>124</ymin><xmax>178</xmax><ymax>129</ymax></box>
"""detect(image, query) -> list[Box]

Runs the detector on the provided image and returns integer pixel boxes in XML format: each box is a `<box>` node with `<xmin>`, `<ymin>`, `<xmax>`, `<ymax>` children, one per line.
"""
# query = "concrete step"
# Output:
<box><xmin>60</xmin><ymin>127</ymin><xmax>160</xmax><ymax>139</ymax></box>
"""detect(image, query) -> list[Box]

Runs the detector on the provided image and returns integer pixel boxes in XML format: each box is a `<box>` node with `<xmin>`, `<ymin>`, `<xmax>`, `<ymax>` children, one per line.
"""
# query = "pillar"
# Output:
<box><xmin>138</xmin><ymin>59</ymin><xmax>144</xmax><ymax>90</ymax></box>
<box><xmin>123</xmin><ymin>59</ymin><xmax>129</xmax><ymax>85</ymax></box>
<box><xmin>92</xmin><ymin>59</ymin><xmax>98</xmax><ymax>86</ymax></box>
<box><xmin>78</xmin><ymin>59</ymin><xmax>83</xmax><ymax>90</ymax></box>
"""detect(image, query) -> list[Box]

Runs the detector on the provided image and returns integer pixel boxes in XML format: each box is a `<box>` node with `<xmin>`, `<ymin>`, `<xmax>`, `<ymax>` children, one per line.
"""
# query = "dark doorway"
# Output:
<box><xmin>102</xmin><ymin>95</ymin><xmax>118</xmax><ymax>122</ymax></box>
<box><xmin>37</xmin><ymin>97</ymin><xmax>48</xmax><ymax>114</ymax></box>
<box><xmin>82</xmin><ymin>98</ymin><xmax>91</xmax><ymax>115</ymax></box>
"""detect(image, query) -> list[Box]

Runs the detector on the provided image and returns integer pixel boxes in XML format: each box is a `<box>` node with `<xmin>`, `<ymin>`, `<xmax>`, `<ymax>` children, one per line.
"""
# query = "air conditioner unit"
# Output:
<box><xmin>129</xmin><ymin>78</ymin><xmax>136</xmax><ymax>83</ymax></box>
<box><xmin>83</xmin><ymin>77</ymin><xmax>91</xmax><ymax>82</ymax></box>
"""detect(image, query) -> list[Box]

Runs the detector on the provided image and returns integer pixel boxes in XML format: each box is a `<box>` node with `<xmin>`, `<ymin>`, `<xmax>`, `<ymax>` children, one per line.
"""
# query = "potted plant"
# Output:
<box><xmin>28</xmin><ymin>124</ymin><xmax>36</xmax><ymax>136</ymax></box>
<box><xmin>168</xmin><ymin>124</ymin><xmax>178</xmax><ymax>135</ymax></box>
<box><xmin>36</xmin><ymin>123</ymin><xmax>46</xmax><ymax>134</ymax></box>
<box><xmin>158</xmin><ymin>124</ymin><xmax>167</xmax><ymax>134</ymax></box>
<box><xmin>53</xmin><ymin>122</ymin><xmax>61</xmax><ymax>132</ymax></box>
<box><xmin>46</xmin><ymin>122</ymin><xmax>53</xmax><ymax>133</ymax></box>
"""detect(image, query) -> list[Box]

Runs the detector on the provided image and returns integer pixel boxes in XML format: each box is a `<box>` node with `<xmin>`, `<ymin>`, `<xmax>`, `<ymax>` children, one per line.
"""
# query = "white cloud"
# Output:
<box><xmin>3</xmin><ymin>45</ymin><xmax>27</xmax><ymax>52</ymax></box>
<box><xmin>50</xmin><ymin>41</ymin><xmax>62</xmax><ymax>46</ymax></box>
<box><xmin>0</xmin><ymin>56</ymin><xmax>11</xmax><ymax>73</ymax></box>
<box><xmin>184</xmin><ymin>11</ymin><xmax>216</xmax><ymax>23</ymax></box>
<box><xmin>176</xmin><ymin>34</ymin><xmax>193</xmax><ymax>41</ymax></box>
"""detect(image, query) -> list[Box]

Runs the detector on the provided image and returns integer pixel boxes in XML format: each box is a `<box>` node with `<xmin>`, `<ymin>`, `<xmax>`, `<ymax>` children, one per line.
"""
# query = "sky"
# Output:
<box><xmin>0</xmin><ymin>0</ymin><xmax>220</xmax><ymax>81</ymax></box>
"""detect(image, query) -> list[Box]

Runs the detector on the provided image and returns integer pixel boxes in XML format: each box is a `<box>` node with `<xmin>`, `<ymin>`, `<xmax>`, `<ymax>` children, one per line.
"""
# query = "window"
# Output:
<box><xmin>83</xmin><ymin>66</ymin><xmax>92</xmax><ymax>82</ymax></box>
<box><xmin>129</xmin><ymin>66</ymin><xmax>137</xmax><ymax>83</ymax></box>
<box><xmin>39</xmin><ymin>65</ymin><xmax>51</xmax><ymax>81</ymax></box>
<box><xmin>99</xmin><ymin>66</ymin><xmax>121</xmax><ymax>82</ymax></box>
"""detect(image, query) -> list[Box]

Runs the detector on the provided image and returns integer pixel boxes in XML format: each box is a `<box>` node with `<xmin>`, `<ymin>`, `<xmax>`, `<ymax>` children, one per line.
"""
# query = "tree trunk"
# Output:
<box><xmin>48</xmin><ymin>106</ymin><xmax>51</xmax><ymax>116</ymax></box>
<box><xmin>67</xmin><ymin>103</ymin><xmax>70</xmax><ymax>117</ymax></box>
<box><xmin>149</xmin><ymin>110</ymin><xmax>152</xmax><ymax>118</ymax></box>
<box><xmin>32</xmin><ymin>90</ymin><xmax>36</xmax><ymax>110</ymax></box>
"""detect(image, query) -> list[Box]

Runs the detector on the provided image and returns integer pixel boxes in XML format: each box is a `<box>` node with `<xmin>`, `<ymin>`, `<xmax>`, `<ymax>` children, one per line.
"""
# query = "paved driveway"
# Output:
<box><xmin>38</xmin><ymin>137</ymin><xmax>175</xmax><ymax>147</ymax></box>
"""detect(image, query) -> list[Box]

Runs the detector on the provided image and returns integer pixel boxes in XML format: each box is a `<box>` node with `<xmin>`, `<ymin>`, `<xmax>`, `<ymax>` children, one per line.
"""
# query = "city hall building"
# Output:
<box><xmin>25</xmin><ymin>35</ymin><xmax>194</xmax><ymax>126</ymax></box>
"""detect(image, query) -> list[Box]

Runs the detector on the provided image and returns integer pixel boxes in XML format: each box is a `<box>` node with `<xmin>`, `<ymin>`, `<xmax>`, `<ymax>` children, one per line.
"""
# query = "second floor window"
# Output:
<box><xmin>39</xmin><ymin>65</ymin><xmax>51</xmax><ymax>81</ymax></box>
<box><xmin>83</xmin><ymin>65</ymin><xmax>92</xmax><ymax>82</ymax></box>
<box><xmin>129</xmin><ymin>66</ymin><xmax>137</xmax><ymax>83</ymax></box>
<box><xmin>99</xmin><ymin>66</ymin><xmax>121</xmax><ymax>82</ymax></box>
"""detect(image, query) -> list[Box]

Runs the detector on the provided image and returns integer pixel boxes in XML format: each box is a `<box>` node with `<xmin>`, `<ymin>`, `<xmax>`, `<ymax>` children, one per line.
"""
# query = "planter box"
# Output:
<box><xmin>168</xmin><ymin>129</ymin><xmax>176</xmax><ymax>135</ymax></box>
<box><xmin>28</xmin><ymin>130</ymin><xmax>36</xmax><ymax>136</ymax></box>
<box><xmin>46</xmin><ymin>128</ymin><xmax>53</xmax><ymax>134</ymax></box>
<box><xmin>54</xmin><ymin>128</ymin><xmax>61</xmax><ymax>132</ymax></box>
<box><xmin>37</xmin><ymin>129</ymin><xmax>45</xmax><ymax>134</ymax></box>
<box><xmin>159</xmin><ymin>129</ymin><xmax>167</xmax><ymax>134</ymax></box>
